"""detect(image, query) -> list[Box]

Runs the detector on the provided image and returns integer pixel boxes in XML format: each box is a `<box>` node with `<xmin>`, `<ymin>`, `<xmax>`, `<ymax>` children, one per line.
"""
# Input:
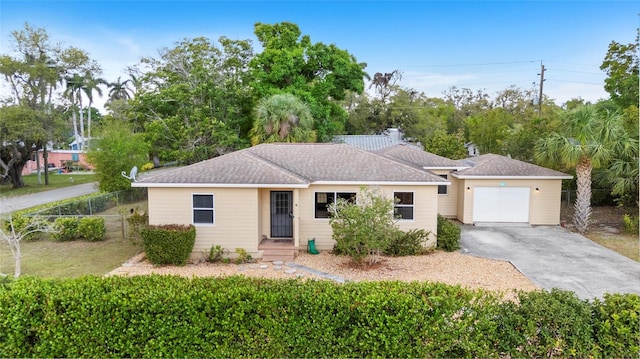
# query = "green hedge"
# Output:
<box><xmin>77</xmin><ymin>217</ymin><xmax>106</xmax><ymax>242</ymax></box>
<box><xmin>141</xmin><ymin>225</ymin><xmax>196</xmax><ymax>265</ymax></box>
<box><xmin>437</xmin><ymin>215</ymin><xmax>460</xmax><ymax>251</ymax></box>
<box><xmin>0</xmin><ymin>276</ymin><xmax>637</xmax><ymax>358</ymax></box>
<box><xmin>51</xmin><ymin>217</ymin><xmax>80</xmax><ymax>241</ymax></box>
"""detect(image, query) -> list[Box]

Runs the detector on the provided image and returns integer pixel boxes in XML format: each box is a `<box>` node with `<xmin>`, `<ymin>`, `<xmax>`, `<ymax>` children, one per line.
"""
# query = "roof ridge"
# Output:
<box><xmin>344</xmin><ymin>144</ymin><xmax>447</xmax><ymax>182</ymax></box>
<box><xmin>243</xmin><ymin>149</ymin><xmax>310</xmax><ymax>183</ymax></box>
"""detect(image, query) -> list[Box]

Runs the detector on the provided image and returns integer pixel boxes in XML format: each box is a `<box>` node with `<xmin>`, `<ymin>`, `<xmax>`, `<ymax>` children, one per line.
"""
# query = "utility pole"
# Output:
<box><xmin>537</xmin><ymin>62</ymin><xmax>546</xmax><ymax>116</ymax></box>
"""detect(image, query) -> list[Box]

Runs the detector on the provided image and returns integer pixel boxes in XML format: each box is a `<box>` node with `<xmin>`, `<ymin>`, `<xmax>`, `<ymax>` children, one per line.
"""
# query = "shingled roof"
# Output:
<box><xmin>332</xmin><ymin>135</ymin><xmax>422</xmax><ymax>151</ymax></box>
<box><xmin>452</xmin><ymin>154</ymin><xmax>573</xmax><ymax>179</ymax></box>
<box><xmin>134</xmin><ymin>143</ymin><xmax>447</xmax><ymax>187</ymax></box>
<box><xmin>375</xmin><ymin>145</ymin><xmax>468</xmax><ymax>170</ymax></box>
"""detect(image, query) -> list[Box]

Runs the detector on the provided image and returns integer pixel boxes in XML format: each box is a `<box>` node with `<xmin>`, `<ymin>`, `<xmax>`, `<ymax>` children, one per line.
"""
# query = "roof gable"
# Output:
<box><xmin>453</xmin><ymin>154</ymin><xmax>572</xmax><ymax>178</ymax></box>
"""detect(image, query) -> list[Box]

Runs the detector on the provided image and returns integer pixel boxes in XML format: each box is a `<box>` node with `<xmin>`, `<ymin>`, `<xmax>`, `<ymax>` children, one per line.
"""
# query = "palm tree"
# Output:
<box><xmin>107</xmin><ymin>77</ymin><xmax>132</xmax><ymax>102</ymax></box>
<box><xmin>82</xmin><ymin>75</ymin><xmax>107</xmax><ymax>148</ymax></box>
<box><xmin>534</xmin><ymin>105</ymin><xmax>624</xmax><ymax>233</ymax></box>
<box><xmin>250</xmin><ymin>93</ymin><xmax>316</xmax><ymax>146</ymax></box>
<box><xmin>63</xmin><ymin>74</ymin><xmax>85</xmax><ymax>147</ymax></box>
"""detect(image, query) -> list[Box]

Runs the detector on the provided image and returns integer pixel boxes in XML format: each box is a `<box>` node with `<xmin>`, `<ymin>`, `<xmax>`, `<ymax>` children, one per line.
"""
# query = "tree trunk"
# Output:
<box><xmin>13</xmin><ymin>242</ymin><xmax>21</xmax><ymax>278</ymax></box>
<box><xmin>79</xmin><ymin>94</ymin><xmax>85</xmax><ymax>150</ymax></box>
<box><xmin>573</xmin><ymin>157</ymin><xmax>592</xmax><ymax>233</ymax></box>
<box><xmin>8</xmin><ymin>163</ymin><xmax>24</xmax><ymax>189</ymax></box>
<box><xmin>72</xmin><ymin>108</ymin><xmax>79</xmax><ymax>146</ymax></box>
<box><xmin>87</xmin><ymin>100</ymin><xmax>92</xmax><ymax>150</ymax></box>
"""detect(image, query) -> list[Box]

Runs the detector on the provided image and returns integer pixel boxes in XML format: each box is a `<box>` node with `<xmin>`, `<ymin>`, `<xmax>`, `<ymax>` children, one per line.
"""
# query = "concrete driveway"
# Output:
<box><xmin>460</xmin><ymin>224</ymin><xmax>640</xmax><ymax>300</ymax></box>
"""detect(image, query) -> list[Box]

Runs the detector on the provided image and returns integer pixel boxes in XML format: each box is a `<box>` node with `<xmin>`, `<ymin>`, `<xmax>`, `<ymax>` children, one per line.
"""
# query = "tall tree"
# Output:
<box><xmin>465</xmin><ymin>108</ymin><xmax>512</xmax><ymax>155</ymax></box>
<box><xmin>600</xmin><ymin>34</ymin><xmax>639</xmax><ymax>109</ymax></box>
<box><xmin>87</xmin><ymin>119</ymin><xmax>150</xmax><ymax>192</ymax></box>
<box><xmin>535</xmin><ymin>105</ymin><xmax>624</xmax><ymax>233</ymax></box>
<box><xmin>250</xmin><ymin>22</ymin><xmax>367</xmax><ymax>141</ymax></box>
<box><xmin>128</xmin><ymin>36</ymin><xmax>252</xmax><ymax>164</ymax></box>
<box><xmin>0</xmin><ymin>23</ymin><xmax>97</xmax><ymax>187</ymax></box>
<box><xmin>250</xmin><ymin>93</ymin><xmax>316</xmax><ymax>145</ymax></box>
<box><xmin>107</xmin><ymin>76</ymin><xmax>132</xmax><ymax>103</ymax></box>
<box><xmin>82</xmin><ymin>74</ymin><xmax>107</xmax><ymax>146</ymax></box>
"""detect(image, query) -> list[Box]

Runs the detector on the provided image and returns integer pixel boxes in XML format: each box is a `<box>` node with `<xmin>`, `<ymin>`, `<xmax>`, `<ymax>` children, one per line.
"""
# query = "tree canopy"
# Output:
<box><xmin>249</xmin><ymin>22</ymin><xmax>367</xmax><ymax>141</ymax></box>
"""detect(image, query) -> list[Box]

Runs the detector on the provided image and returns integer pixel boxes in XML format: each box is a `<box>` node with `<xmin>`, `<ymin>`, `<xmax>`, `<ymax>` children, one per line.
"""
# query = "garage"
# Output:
<box><xmin>472</xmin><ymin>187</ymin><xmax>530</xmax><ymax>223</ymax></box>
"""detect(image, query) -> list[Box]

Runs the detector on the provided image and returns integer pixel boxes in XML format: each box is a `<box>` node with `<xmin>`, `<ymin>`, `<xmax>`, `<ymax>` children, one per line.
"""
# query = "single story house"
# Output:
<box><xmin>133</xmin><ymin>143</ymin><xmax>448</xmax><ymax>260</ymax></box>
<box><xmin>133</xmin><ymin>143</ymin><xmax>571</xmax><ymax>260</ymax></box>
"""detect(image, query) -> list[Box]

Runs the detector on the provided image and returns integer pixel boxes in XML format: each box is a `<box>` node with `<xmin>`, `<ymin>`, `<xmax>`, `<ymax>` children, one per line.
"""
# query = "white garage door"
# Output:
<box><xmin>472</xmin><ymin>187</ymin><xmax>530</xmax><ymax>223</ymax></box>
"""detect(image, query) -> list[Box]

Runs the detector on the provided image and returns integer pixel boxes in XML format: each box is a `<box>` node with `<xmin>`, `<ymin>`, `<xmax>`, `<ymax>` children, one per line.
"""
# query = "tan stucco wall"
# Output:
<box><xmin>457</xmin><ymin>179</ymin><xmax>564</xmax><ymax>225</ymax></box>
<box><xmin>297</xmin><ymin>185</ymin><xmax>438</xmax><ymax>251</ymax></box>
<box><xmin>430</xmin><ymin>170</ymin><xmax>458</xmax><ymax>218</ymax></box>
<box><xmin>148</xmin><ymin>187</ymin><xmax>260</xmax><ymax>260</ymax></box>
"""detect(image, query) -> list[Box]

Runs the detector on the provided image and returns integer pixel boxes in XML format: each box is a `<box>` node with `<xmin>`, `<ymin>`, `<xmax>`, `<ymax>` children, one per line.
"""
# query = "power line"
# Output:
<box><xmin>397</xmin><ymin>60</ymin><xmax>539</xmax><ymax>68</ymax></box>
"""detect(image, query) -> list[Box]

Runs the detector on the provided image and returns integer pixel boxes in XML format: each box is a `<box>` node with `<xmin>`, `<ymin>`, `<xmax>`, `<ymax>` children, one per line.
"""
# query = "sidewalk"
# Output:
<box><xmin>0</xmin><ymin>182</ymin><xmax>100</xmax><ymax>213</ymax></box>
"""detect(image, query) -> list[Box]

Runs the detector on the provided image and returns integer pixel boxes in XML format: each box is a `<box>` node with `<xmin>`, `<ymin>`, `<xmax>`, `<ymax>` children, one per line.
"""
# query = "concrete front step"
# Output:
<box><xmin>261</xmin><ymin>248</ymin><xmax>297</xmax><ymax>262</ymax></box>
<box><xmin>262</xmin><ymin>255</ymin><xmax>295</xmax><ymax>262</ymax></box>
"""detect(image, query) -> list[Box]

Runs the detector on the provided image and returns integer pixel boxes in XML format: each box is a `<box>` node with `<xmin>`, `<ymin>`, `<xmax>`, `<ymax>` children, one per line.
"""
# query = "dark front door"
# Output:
<box><xmin>270</xmin><ymin>191</ymin><xmax>293</xmax><ymax>238</ymax></box>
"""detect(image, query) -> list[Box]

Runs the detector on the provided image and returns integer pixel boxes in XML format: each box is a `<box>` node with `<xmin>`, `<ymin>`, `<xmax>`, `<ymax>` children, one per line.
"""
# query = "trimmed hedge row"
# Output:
<box><xmin>0</xmin><ymin>276</ymin><xmax>637</xmax><ymax>358</ymax></box>
<box><xmin>141</xmin><ymin>225</ymin><xmax>196</xmax><ymax>265</ymax></box>
<box><xmin>51</xmin><ymin>217</ymin><xmax>106</xmax><ymax>242</ymax></box>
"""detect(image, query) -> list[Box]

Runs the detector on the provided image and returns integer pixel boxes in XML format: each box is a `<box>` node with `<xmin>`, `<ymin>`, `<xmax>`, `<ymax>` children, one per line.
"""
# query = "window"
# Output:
<box><xmin>394</xmin><ymin>192</ymin><xmax>414</xmax><ymax>220</ymax></box>
<box><xmin>315</xmin><ymin>192</ymin><xmax>356</xmax><ymax>218</ymax></box>
<box><xmin>438</xmin><ymin>174</ymin><xmax>448</xmax><ymax>195</ymax></box>
<box><xmin>193</xmin><ymin>194</ymin><xmax>214</xmax><ymax>224</ymax></box>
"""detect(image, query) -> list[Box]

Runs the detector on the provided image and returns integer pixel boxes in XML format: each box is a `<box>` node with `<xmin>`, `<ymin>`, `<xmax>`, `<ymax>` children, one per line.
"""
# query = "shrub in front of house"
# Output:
<box><xmin>0</xmin><ymin>276</ymin><xmax>638</xmax><ymax>358</ymax></box>
<box><xmin>384</xmin><ymin>228</ymin><xmax>431</xmax><ymax>256</ymax></box>
<box><xmin>51</xmin><ymin>217</ymin><xmax>80</xmax><ymax>241</ymax></box>
<box><xmin>437</xmin><ymin>215</ymin><xmax>460</xmax><ymax>251</ymax></box>
<box><xmin>77</xmin><ymin>217</ymin><xmax>106</xmax><ymax>242</ymax></box>
<box><xmin>141</xmin><ymin>224</ymin><xmax>196</xmax><ymax>265</ymax></box>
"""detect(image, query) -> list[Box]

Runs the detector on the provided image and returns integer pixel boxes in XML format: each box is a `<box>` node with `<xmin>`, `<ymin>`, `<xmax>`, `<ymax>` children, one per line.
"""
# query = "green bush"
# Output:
<box><xmin>385</xmin><ymin>228</ymin><xmax>430</xmax><ymax>256</ymax></box>
<box><xmin>77</xmin><ymin>217</ymin><xmax>106</xmax><ymax>242</ymax></box>
<box><xmin>0</xmin><ymin>277</ymin><xmax>637</xmax><ymax>358</ymax></box>
<box><xmin>592</xmin><ymin>293</ymin><xmax>640</xmax><ymax>357</ymax></box>
<box><xmin>2</xmin><ymin>214</ymin><xmax>42</xmax><ymax>241</ymax></box>
<box><xmin>207</xmin><ymin>245</ymin><xmax>226</xmax><ymax>263</ymax></box>
<box><xmin>51</xmin><ymin>217</ymin><xmax>80</xmax><ymax>241</ymax></box>
<box><xmin>437</xmin><ymin>215</ymin><xmax>460</xmax><ymax>251</ymax></box>
<box><xmin>234</xmin><ymin>248</ymin><xmax>252</xmax><ymax>264</ymax></box>
<box><xmin>496</xmin><ymin>289</ymin><xmax>596</xmax><ymax>357</ymax></box>
<box><xmin>141</xmin><ymin>225</ymin><xmax>196</xmax><ymax>265</ymax></box>
<box><xmin>126</xmin><ymin>208</ymin><xmax>148</xmax><ymax>243</ymax></box>
<box><xmin>329</xmin><ymin>187</ymin><xmax>397</xmax><ymax>265</ymax></box>
<box><xmin>622</xmin><ymin>214</ymin><xmax>639</xmax><ymax>235</ymax></box>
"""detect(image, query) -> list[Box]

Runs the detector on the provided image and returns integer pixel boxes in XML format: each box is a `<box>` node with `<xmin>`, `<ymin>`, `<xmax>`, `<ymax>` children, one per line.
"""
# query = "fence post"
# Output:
<box><xmin>88</xmin><ymin>198</ymin><xmax>92</xmax><ymax>215</ymax></box>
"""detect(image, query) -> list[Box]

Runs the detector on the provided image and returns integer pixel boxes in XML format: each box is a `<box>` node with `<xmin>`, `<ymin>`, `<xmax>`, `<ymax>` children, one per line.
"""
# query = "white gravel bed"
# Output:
<box><xmin>108</xmin><ymin>250</ymin><xmax>538</xmax><ymax>296</ymax></box>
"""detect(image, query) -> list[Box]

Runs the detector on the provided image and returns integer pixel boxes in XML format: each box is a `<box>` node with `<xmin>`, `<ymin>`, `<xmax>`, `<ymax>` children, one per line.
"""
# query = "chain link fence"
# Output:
<box><xmin>25</xmin><ymin>188</ymin><xmax>148</xmax><ymax>240</ymax></box>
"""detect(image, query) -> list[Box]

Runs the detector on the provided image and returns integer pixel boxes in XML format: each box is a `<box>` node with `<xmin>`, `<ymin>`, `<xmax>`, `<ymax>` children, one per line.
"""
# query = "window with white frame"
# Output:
<box><xmin>394</xmin><ymin>192</ymin><xmax>414</xmax><ymax>220</ymax></box>
<box><xmin>438</xmin><ymin>174</ymin><xmax>448</xmax><ymax>195</ymax></box>
<box><xmin>315</xmin><ymin>192</ymin><xmax>356</xmax><ymax>218</ymax></box>
<box><xmin>193</xmin><ymin>194</ymin><xmax>214</xmax><ymax>224</ymax></box>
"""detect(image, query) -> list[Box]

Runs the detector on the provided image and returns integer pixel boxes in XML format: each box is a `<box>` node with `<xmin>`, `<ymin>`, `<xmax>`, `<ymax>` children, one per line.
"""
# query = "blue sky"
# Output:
<box><xmin>1</xmin><ymin>1</ymin><xmax>637</xmax><ymax>109</ymax></box>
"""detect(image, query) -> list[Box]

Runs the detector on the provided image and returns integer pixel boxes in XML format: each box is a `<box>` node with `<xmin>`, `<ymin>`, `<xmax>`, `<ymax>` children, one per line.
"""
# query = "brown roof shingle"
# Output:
<box><xmin>453</xmin><ymin>154</ymin><xmax>572</xmax><ymax>178</ymax></box>
<box><xmin>136</xmin><ymin>143</ymin><xmax>447</xmax><ymax>186</ymax></box>
<box><xmin>375</xmin><ymin>145</ymin><xmax>468</xmax><ymax>169</ymax></box>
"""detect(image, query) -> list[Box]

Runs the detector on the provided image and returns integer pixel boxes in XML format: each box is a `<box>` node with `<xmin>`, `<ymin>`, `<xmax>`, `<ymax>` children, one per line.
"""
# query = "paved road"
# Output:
<box><xmin>0</xmin><ymin>182</ymin><xmax>100</xmax><ymax>213</ymax></box>
<box><xmin>460</xmin><ymin>224</ymin><xmax>640</xmax><ymax>300</ymax></box>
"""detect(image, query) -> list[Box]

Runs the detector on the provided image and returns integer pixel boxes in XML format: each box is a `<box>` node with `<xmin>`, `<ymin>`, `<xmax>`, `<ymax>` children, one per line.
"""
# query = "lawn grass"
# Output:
<box><xmin>586</xmin><ymin>232</ymin><xmax>639</xmax><ymax>262</ymax></box>
<box><xmin>0</xmin><ymin>172</ymin><xmax>98</xmax><ymax>198</ymax></box>
<box><xmin>0</xmin><ymin>201</ymin><xmax>146</xmax><ymax>278</ymax></box>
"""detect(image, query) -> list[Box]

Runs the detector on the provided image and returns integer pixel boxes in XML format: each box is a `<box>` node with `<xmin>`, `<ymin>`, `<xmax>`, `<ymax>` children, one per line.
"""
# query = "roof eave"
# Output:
<box><xmin>311</xmin><ymin>181</ymin><xmax>450</xmax><ymax>186</ymax></box>
<box><xmin>132</xmin><ymin>182</ymin><xmax>310</xmax><ymax>188</ymax></box>
<box><xmin>450</xmin><ymin>174</ymin><xmax>573</xmax><ymax>180</ymax></box>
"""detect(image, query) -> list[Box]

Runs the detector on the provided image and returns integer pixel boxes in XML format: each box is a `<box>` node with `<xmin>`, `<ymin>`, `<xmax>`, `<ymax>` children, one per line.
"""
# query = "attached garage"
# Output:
<box><xmin>472</xmin><ymin>187</ymin><xmax>530</xmax><ymax>223</ymax></box>
<box><xmin>453</xmin><ymin>154</ymin><xmax>572</xmax><ymax>225</ymax></box>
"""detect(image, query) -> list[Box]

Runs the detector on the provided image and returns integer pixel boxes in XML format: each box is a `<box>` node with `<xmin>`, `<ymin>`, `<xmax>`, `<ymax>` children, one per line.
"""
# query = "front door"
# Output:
<box><xmin>270</xmin><ymin>191</ymin><xmax>293</xmax><ymax>238</ymax></box>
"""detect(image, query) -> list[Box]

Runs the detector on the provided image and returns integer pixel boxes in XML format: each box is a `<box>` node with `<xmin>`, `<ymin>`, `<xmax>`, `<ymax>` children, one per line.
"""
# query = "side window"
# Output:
<box><xmin>394</xmin><ymin>192</ymin><xmax>414</xmax><ymax>220</ymax></box>
<box><xmin>315</xmin><ymin>192</ymin><xmax>356</xmax><ymax>218</ymax></box>
<box><xmin>438</xmin><ymin>174</ymin><xmax>448</xmax><ymax>195</ymax></box>
<box><xmin>193</xmin><ymin>194</ymin><xmax>214</xmax><ymax>224</ymax></box>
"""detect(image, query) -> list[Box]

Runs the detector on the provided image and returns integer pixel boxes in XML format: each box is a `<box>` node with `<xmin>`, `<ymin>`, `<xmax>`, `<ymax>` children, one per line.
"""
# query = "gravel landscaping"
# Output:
<box><xmin>108</xmin><ymin>250</ymin><xmax>538</xmax><ymax>296</ymax></box>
